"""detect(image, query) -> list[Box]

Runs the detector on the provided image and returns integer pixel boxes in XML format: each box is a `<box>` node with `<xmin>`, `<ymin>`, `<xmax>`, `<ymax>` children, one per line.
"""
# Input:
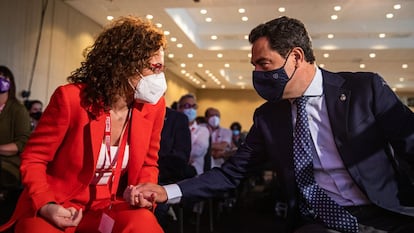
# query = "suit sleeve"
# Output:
<box><xmin>20</xmin><ymin>86</ymin><xmax>71</xmax><ymax>210</ymax></box>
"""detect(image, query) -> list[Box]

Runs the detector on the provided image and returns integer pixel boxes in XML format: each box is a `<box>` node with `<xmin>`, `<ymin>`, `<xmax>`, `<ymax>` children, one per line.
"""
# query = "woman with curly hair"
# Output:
<box><xmin>0</xmin><ymin>16</ymin><xmax>167</xmax><ymax>233</ymax></box>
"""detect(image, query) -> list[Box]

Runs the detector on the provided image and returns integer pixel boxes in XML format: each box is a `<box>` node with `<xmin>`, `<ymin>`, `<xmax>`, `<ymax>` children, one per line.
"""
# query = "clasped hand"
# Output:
<box><xmin>123</xmin><ymin>183</ymin><xmax>168</xmax><ymax>205</ymax></box>
<box><xmin>38</xmin><ymin>203</ymin><xmax>83</xmax><ymax>229</ymax></box>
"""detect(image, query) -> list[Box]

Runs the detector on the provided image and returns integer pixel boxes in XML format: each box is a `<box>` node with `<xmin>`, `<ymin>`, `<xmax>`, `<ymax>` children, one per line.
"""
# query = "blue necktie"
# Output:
<box><xmin>293</xmin><ymin>96</ymin><xmax>358</xmax><ymax>233</ymax></box>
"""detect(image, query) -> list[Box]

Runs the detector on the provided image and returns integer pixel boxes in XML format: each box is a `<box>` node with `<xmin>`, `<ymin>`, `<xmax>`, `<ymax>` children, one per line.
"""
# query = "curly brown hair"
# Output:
<box><xmin>68</xmin><ymin>16</ymin><xmax>167</xmax><ymax>114</ymax></box>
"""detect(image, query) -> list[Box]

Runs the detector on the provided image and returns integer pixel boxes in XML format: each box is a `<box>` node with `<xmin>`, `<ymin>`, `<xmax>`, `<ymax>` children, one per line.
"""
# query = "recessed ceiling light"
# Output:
<box><xmin>331</xmin><ymin>15</ymin><xmax>338</xmax><ymax>20</ymax></box>
<box><xmin>379</xmin><ymin>33</ymin><xmax>386</xmax><ymax>38</ymax></box>
<box><xmin>323</xmin><ymin>53</ymin><xmax>329</xmax><ymax>58</ymax></box>
<box><xmin>146</xmin><ymin>15</ymin><xmax>153</xmax><ymax>20</ymax></box>
<box><xmin>386</xmin><ymin>13</ymin><xmax>394</xmax><ymax>19</ymax></box>
<box><xmin>217</xmin><ymin>53</ymin><xmax>223</xmax><ymax>58</ymax></box>
<box><xmin>106</xmin><ymin>16</ymin><xmax>114</xmax><ymax>21</ymax></box>
<box><xmin>181</xmin><ymin>70</ymin><xmax>186</xmax><ymax>74</ymax></box>
<box><xmin>244</xmin><ymin>35</ymin><xmax>249</xmax><ymax>40</ymax></box>
<box><xmin>221</xmin><ymin>85</ymin><xmax>226</xmax><ymax>89</ymax></box>
<box><xmin>164</xmin><ymin>31</ymin><xmax>170</xmax><ymax>36</ymax></box>
<box><xmin>278</xmin><ymin>7</ymin><xmax>285</xmax><ymax>13</ymax></box>
<box><xmin>180</xmin><ymin>63</ymin><xmax>186</xmax><ymax>68</ymax></box>
<box><xmin>360</xmin><ymin>64</ymin><xmax>366</xmax><ymax>69</ymax></box>
<box><xmin>369</xmin><ymin>53</ymin><xmax>376</xmax><ymax>58</ymax></box>
<box><xmin>328</xmin><ymin>34</ymin><xmax>334</xmax><ymax>39</ymax></box>
<box><xmin>399</xmin><ymin>77</ymin><xmax>405</xmax><ymax>82</ymax></box>
<box><xmin>155</xmin><ymin>23</ymin><xmax>162</xmax><ymax>28</ymax></box>
<box><xmin>187</xmin><ymin>53</ymin><xmax>193</xmax><ymax>58</ymax></box>
<box><xmin>238</xmin><ymin>8</ymin><xmax>245</xmax><ymax>13</ymax></box>
<box><xmin>334</xmin><ymin>6</ymin><xmax>341</xmax><ymax>11</ymax></box>
<box><xmin>205</xmin><ymin>17</ymin><xmax>212</xmax><ymax>22</ymax></box>
<box><xmin>319</xmin><ymin>64</ymin><xmax>325</xmax><ymax>68</ymax></box>
<box><xmin>393</xmin><ymin>4</ymin><xmax>401</xmax><ymax>10</ymax></box>
<box><xmin>198</xmin><ymin>63</ymin><xmax>203</xmax><ymax>68</ymax></box>
<box><xmin>242</xmin><ymin>16</ymin><xmax>248</xmax><ymax>21</ymax></box>
<box><xmin>201</xmin><ymin>84</ymin><xmax>206</xmax><ymax>88</ymax></box>
<box><xmin>211</xmin><ymin>35</ymin><xmax>218</xmax><ymax>40</ymax></box>
<box><xmin>168</xmin><ymin>53</ymin><xmax>174</xmax><ymax>58</ymax></box>
<box><xmin>224</xmin><ymin>63</ymin><xmax>230</xmax><ymax>68</ymax></box>
<box><xmin>170</xmin><ymin>37</ymin><xmax>177</xmax><ymax>42</ymax></box>
<box><xmin>200</xmin><ymin>9</ymin><xmax>207</xmax><ymax>14</ymax></box>
<box><xmin>402</xmin><ymin>64</ymin><xmax>408</xmax><ymax>69</ymax></box>
<box><xmin>177</xmin><ymin>43</ymin><xmax>183</xmax><ymax>48</ymax></box>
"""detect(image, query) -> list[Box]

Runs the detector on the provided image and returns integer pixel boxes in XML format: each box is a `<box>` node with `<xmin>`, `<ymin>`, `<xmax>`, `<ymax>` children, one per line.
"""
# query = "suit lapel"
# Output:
<box><xmin>322</xmin><ymin>70</ymin><xmax>351</xmax><ymax>146</ymax></box>
<box><xmin>89</xmin><ymin>113</ymin><xmax>106</xmax><ymax>167</ymax></box>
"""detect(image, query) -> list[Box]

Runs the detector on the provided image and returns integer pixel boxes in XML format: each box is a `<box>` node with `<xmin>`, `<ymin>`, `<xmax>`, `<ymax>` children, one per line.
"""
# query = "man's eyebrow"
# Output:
<box><xmin>251</xmin><ymin>57</ymin><xmax>267</xmax><ymax>66</ymax></box>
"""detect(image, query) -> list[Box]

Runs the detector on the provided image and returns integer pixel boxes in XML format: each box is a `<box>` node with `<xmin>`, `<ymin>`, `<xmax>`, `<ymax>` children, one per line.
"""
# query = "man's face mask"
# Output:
<box><xmin>30</xmin><ymin>112</ymin><xmax>42</xmax><ymax>120</ymax></box>
<box><xmin>0</xmin><ymin>76</ymin><xmax>11</xmax><ymax>93</ymax></box>
<box><xmin>252</xmin><ymin>52</ymin><xmax>297</xmax><ymax>102</ymax></box>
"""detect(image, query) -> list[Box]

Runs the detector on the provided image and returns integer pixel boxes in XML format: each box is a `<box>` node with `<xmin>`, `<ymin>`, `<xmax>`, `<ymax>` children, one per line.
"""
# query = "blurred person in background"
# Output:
<box><xmin>0</xmin><ymin>65</ymin><xmax>31</xmax><ymax>225</ymax></box>
<box><xmin>26</xmin><ymin>100</ymin><xmax>43</xmax><ymax>131</ymax></box>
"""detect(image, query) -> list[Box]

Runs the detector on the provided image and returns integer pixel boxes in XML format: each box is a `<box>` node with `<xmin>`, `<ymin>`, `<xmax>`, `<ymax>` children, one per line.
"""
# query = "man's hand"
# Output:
<box><xmin>134</xmin><ymin>183</ymin><xmax>168</xmax><ymax>203</ymax></box>
<box><xmin>38</xmin><ymin>203</ymin><xmax>83</xmax><ymax>229</ymax></box>
<box><xmin>123</xmin><ymin>185</ymin><xmax>156</xmax><ymax>209</ymax></box>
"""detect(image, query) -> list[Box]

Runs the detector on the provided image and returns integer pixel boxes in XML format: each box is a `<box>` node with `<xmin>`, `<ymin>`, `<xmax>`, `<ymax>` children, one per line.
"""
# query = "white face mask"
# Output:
<box><xmin>208</xmin><ymin>115</ymin><xmax>220</xmax><ymax>128</ymax></box>
<box><xmin>133</xmin><ymin>72</ymin><xmax>167</xmax><ymax>104</ymax></box>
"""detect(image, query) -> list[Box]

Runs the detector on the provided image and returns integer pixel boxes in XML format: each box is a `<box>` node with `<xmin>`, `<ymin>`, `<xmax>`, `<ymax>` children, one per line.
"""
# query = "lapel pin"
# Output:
<box><xmin>340</xmin><ymin>94</ymin><xmax>347</xmax><ymax>101</ymax></box>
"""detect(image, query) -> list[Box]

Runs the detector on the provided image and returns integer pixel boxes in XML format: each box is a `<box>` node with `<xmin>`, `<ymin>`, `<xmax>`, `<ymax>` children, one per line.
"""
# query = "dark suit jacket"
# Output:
<box><xmin>158</xmin><ymin>108</ymin><xmax>192</xmax><ymax>184</ymax></box>
<box><xmin>177</xmin><ymin>69</ymin><xmax>414</xmax><ymax>230</ymax></box>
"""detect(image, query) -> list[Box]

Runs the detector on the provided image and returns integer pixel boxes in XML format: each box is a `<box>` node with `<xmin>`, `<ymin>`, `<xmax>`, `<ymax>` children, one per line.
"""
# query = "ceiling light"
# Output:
<box><xmin>331</xmin><ymin>15</ymin><xmax>338</xmax><ymax>20</ymax></box>
<box><xmin>400</xmin><ymin>77</ymin><xmax>405</xmax><ymax>82</ymax></box>
<box><xmin>163</xmin><ymin>31</ymin><xmax>170</xmax><ymax>35</ymax></box>
<box><xmin>146</xmin><ymin>15</ymin><xmax>153</xmax><ymax>20</ymax></box>
<box><xmin>224</xmin><ymin>63</ymin><xmax>230</xmax><ymax>68</ymax></box>
<box><xmin>278</xmin><ymin>7</ymin><xmax>285</xmax><ymax>13</ymax></box>
<box><xmin>248</xmin><ymin>53</ymin><xmax>251</xmax><ymax>58</ymax></box>
<box><xmin>200</xmin><ymin>9</ymin><xmax>207</xmax><ymax>14</ymax></box>
<box><xmin>187</xmin><ymin>53</ymin><xmax>193</xmax><ymax>58</ymax></box>
<box><xmin>238</xmin><ymin>76</ymin><xmax>243</xmax><ymax>80</ymax></box>
<box><xmin>402</xmin><ymin>64</ymin><xmax>408</xmax><ymax>69</ymax></box>
<box><xmin>221</xmin><ymin>85</ymin><xmax>226</xmax><ymax>89</ymax></box>
<box><xmin>393</xmin><ymin>4</ymin><xmax>401</xmax><ymax>10</ymax></box>
<box><xmin>211</xmin><ymin>35</ymin><xmax>218</xmax><ymax>40</ymax></box>
<box><xmin>205</xmin><ymin>17</ymin><xmax>212</xmax><ymax>22</ymax></box>
<box><xmin>334</xmin><ymin>6</ymin><xmax>341</xmax><ymax>11</ymax></box>
<box><xmin>180</xmin><ymin>63</ymin><xmax>186</xmax><ymax>68</ymax></box>
<box><xmin>155</xmin><ymin>23</ymin><xmax>162</xmax><ymax>28</ymax></box>
<box><xmin>217</xmin><ymin>53</ymin><xmax>223</xmax><ymax>58</ymax></box>
<box><xmin>168</xmin><ymin>53</ymin><xmax>174</xmax><ymax>58</ymax></box>
<box><xmin>327</xmin><ymin>34</ymin><xmax>334</xmax><ymax>39</ymax></box>
<box><xmin>369</xmin><ymin>53</ymin><xmax>376</xmax><ymax>58</ymax></box>
<box><xmin>360</xmin><ymin>64</ymin><xmax>366</xmax><ymax>69</ymax></box>
<box><xmin>106</xmin><ymin>15</ymin><xmax>114</xmax><ymax>21</ymax></box>
<box><xmin>170</xmin><ymin>37</ymin><xmax>177</xmax><ymax>42</ymax></box>
<box><xmin>242</xmin><ymin>16</ymin><xmax>248</xmax><ymax>21</ymax></box>
<box><xmin>386</xmin><ymin>13</ymin><xmax>394</xmax><ymax>19</ymax></box>
<box><xmin>177</xmin><ymin>43</ymin><xmax>183</xmax><ymax>48</ymax></box>
<box><xmin>181</xmin><ymin>70</ymin><xmax>186</xmax><ymax>74</ymax></box>
<box><xmin>198</xmin><ymin>63</ymin><xmax>203</xmax><ymax>68</ymax></box>
<box><xmin>323</xmin><ymin>53</ymin><xmax>329</xmax><ymax>58</ymax></box>
<box><xmin>244</xmin><ymin>35</ymin><xmax>249</xmax><ymax>40</ymax></box>
<box><xmin>201</xmin><ymin>84</ymin><xmax>206</xmax><ymax>88</ymax></box>
<box><xmin>319</xmin><ymin>64</ymin><xmax>325</xmax><ymax>68</ymax></box>
<box><xmin>378</xmin><ymin>33</ymin><xmax>386</xmax><ymax>38</ymax></box>
<box><xmin>238</xmin><ymin>8</ymin><xmax>245</xmax><ymax>13</ymax></box>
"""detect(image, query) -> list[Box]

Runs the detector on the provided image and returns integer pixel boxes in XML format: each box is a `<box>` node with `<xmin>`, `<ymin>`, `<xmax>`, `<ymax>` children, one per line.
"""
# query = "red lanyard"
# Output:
<box><xmin>104</xmin><ymin>109</ymin><xmax>131</xmax><ymax>204</ymax></box>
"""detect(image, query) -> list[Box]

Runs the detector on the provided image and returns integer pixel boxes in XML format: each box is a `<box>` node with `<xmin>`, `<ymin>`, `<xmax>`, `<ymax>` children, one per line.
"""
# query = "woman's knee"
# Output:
<box><xmin>113</xmin><ymin>208</ymin><xmax>163</xmax><ymax>233</ymax></box>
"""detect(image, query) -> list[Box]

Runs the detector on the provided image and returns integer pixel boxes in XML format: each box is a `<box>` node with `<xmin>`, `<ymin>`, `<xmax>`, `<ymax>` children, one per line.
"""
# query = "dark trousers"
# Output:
<box><xmin>294</xmin><ymin>205</ymin><xmax>414</xmax><ymax>233</ymax></box>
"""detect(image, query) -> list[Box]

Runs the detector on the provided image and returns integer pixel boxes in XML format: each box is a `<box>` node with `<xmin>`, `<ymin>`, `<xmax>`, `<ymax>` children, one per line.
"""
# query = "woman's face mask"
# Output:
<box><xmin>0</xmin><ymin>76</ymin><xmax>10</xmax><ymax>94</ymax></box>
<box><xmin>132</xmin><ymin>72</ymin><xmax>167</xmax><ymax>104</ymax></box>
<box><xmin>252</xmin><ymin>52</ymin><xmax>296</xmax><ymax>102</ymax></box>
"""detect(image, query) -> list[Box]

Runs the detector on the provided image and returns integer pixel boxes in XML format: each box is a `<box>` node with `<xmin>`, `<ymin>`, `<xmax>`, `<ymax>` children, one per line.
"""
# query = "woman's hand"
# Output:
<box><xmin>38</xmin><ymin>203</ymin><xmax>83</xmax><ymax>229</ymax></box>
<box><xmin>123</xmin><ymin>185</ymin><xmax>155</xmax><ymax>210</ymax></box>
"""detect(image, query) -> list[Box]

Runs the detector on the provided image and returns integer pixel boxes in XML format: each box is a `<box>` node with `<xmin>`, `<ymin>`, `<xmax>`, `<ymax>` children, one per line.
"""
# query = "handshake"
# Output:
<box><xmin>123</xmin><ymin>183</ymin><xmax>169</xmax><ymax>208</ymax></box>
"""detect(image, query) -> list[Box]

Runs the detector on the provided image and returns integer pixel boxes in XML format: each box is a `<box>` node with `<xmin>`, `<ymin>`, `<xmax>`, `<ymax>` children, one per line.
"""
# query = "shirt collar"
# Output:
<box><xmin>303</xmin><ymin>65</ymin><xmax>323</xmax><ymax>97</ymax></box>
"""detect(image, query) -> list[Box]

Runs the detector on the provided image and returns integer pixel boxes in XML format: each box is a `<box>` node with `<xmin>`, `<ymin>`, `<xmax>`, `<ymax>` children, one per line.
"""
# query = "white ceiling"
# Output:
<box><xmin>64</xmin><ymin>0</ymin><xmax>414</xmax><ymax>92</ymax></box>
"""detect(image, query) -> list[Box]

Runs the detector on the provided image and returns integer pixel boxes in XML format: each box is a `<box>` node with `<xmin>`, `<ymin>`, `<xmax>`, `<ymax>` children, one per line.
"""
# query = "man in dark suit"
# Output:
<box><xmin>133</xmin><ymin>17</ymin><xmax>414</xmax><ymax>233</ymax></box>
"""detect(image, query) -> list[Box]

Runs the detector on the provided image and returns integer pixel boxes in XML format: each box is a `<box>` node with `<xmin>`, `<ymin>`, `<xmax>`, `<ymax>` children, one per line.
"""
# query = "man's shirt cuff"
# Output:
<box><xmin>164</xmin><ymin>184</ymin><xmax>182</xmax><ymax>204</ymax></box>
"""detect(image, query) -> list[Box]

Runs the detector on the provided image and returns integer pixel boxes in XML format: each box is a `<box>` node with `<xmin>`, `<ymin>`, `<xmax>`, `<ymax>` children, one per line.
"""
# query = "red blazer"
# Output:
<box><xmin>0</xmin><ymin>83</ymin><xmax>165</xmax><ymax>230</ymax></box>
